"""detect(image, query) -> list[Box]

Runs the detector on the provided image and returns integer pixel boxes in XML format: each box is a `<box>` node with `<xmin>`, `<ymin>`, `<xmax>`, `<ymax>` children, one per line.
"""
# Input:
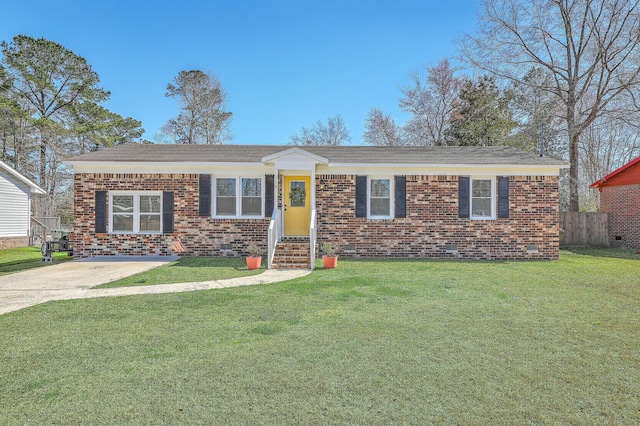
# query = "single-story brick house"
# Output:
<box><xmin>591</xmin><ymin>156</ymin><xmax>640</xmax><ymax>249</ymax></box>
<box><xmin>0</xmin><ymin>160</ymin><xmax>46</xmax><ymax>249</ymax></box>
<box><xmin>65</xmin><ymin>144</ymin><xmax>567</xmax><ymax>268</ymax></box>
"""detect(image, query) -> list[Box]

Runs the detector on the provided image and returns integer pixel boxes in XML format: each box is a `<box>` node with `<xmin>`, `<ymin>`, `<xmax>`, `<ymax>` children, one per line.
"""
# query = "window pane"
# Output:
<box><xmin>242</xmin><ymin>197</ymin><xmax>262</xmax><ymax>216</ymax></box>
<box><xmin>472</xmin><ymin>198</ymin><xmax>491</xmax><ymax>217</ymax></box>
<box><xmin>242</xmin><ymin>178</ymin><xmax>261</xmax><ymax>197</ymax></box>
<box><xmin>140</xmin><ymin>195</ymin><xmax>161</xmax><ymax>213</ymax></box>
<box><xmin>216</xmin><ymin>178</ymin><xmax>236</xmax><ymax>196</ymax></box>
<box><xmin>371</xmin><ymin>198</ymin><xmax>390</xmax><ymax>216</ymax></box>
<box><xmin>472</xmin><ymin>180</ymin><xmax>491</xmax><ymax>197</ymax></box>
<box><xmin>289</xmin><ymin>181</ymin><xmax>306</xmax><ymax>207</ymax></box>
<box><xmin>371</xmin><ymin>179</ymin><xmax>390</xmax><ymax>197</ymax></box>
<box><xmin>216</xmin><ymin>197</ymin><xmax>236</xmax><ymax>216</ymax></box>
<box><xmin>112</xmin><ymin>214</ymin><xmax>133</xmax><ymax>232</ymax></box>
<box><xmin>112</xmin><ymin>195</ymin><xmax>133</xmax><ymax>213</ymax></box>
<box><xmin>140</xmin><ymin>214</ymin><xmax>161</xmax><ymax>232</ymax></box>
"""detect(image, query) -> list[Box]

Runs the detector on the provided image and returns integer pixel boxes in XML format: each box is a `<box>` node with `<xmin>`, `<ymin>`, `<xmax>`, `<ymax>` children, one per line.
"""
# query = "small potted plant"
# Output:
<box><xmin>322</xmin><ymin>242</ymin><xmax>338</xmax><ymax>268</ymax></box>
<box><xmin>246</xmin><ymin>244</ymin><xmax>264</xmax><ymax>270</ymax></box>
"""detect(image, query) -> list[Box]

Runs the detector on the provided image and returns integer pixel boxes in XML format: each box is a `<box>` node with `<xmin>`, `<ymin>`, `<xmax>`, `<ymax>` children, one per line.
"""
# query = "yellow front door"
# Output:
<box><xmin>283</xmin><ymin>176</ymin><xmax>311</xmax><ymax>236</ymax></box>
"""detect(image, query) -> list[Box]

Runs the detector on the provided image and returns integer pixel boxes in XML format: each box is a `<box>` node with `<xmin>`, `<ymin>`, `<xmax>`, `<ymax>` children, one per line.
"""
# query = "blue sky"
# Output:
<box><xmin>1</xmin><ymin>0</ymin><xmax>479</xmax><ymax>145</ymax></box>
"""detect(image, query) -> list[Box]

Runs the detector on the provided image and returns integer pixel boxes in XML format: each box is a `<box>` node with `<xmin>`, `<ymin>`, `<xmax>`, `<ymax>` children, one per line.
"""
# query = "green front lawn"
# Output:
<box><xmin>1</xmin><ymin>248</ymin><xmax>639</xmax><ymax>424</ymax></box>
<box><xmin>94</xmin><ymin>256</ymin><xmax>264</xmax><ymax>288</ymax></box>
<box><xmin>0</xmin><ymin>246</ymin><xmax>72</xmax><ymax>276</ymax></box>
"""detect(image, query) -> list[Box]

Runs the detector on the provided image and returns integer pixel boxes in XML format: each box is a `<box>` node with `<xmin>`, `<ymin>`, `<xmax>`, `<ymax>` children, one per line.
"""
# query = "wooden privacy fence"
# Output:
<box><xmin>559</xmin><ymin>212</ymin><xmax>609</xmax><ymax>247</ymax></box>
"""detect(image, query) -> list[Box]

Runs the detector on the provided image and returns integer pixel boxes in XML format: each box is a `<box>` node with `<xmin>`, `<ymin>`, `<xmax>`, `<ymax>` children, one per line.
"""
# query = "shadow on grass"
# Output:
<box><xmin>167</xmin><ymin>256</ymin><xmax>266</xmax><ymax>272</ymax></box>
<box><xmin>562</xmin><ymin>247</ymin><xmax>640</xmax><ymax>260</ymax></box>
<box><xmin>0</xmin><ymin>254</ymin><xmax>73</xmax><ymax>276</ymax></box>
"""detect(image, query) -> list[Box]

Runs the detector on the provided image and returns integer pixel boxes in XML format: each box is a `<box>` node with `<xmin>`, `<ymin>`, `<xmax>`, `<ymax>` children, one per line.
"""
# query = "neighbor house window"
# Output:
<box><xmin>368</xmin><ymin>177</ymin><xmax>393</xmax><ymax>219</ymax></box>
<box><xmin>471</xmin><ymin>178</ymin><xmax>495</xmax><ymax>219</ymax></box>
<box><xmin>110</xmin><ymin>192</ymin><xmax>162</xmax><ymax>233</ymax></box>
<box><xmin>214</xmin><ymin>177</ymin><xmax>263</xmax><ymax>218</ymax></box>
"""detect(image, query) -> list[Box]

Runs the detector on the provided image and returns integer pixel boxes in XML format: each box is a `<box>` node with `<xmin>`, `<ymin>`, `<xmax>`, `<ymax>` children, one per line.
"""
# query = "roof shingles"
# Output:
<box><xmin>66</xmin><ymin>144</ymin><xmax>566</xmax><ymax>166</ymax></box>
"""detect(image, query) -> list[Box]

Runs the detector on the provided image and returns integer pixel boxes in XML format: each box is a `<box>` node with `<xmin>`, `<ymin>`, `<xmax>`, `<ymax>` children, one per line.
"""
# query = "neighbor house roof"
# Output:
<box><xmin>591</xmin><ymin>156</ymin><xmax>640</xmax><ymax>189</ymax></box>
<box><xmin>0</xmin><ymin>161</ymin><xmax>46</xmax><ymax>194</ymax></box>
<box><xmin>66</xmin><ymin>144</ymin><xmax>567</xmax><ymax>167</ymax></box>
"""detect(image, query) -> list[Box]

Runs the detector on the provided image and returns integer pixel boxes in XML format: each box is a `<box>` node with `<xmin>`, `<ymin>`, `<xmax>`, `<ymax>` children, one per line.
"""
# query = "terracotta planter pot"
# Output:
<box><xmin>246</xmin><ymin>256</ymin><xmax>262</xmax><ymax>270</ymax></box>
<box><xmin>323</xmin><ymin>255</ymin><xmax>338</xmax><ymax>268</ymax></box>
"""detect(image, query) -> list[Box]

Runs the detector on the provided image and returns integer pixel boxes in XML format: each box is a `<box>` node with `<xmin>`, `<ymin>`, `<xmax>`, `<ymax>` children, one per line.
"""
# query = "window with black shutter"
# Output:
<box><xmin>265</xmin><ymin>174</ymin><xmax>274</xmax><ymax>216</ymax></box>
<box><xmin>395</xmin><ymin>175</ymin><xmax>406</xmax><ymax>218</ymax></box>
<box><xmin>95</xmin><ymin>191</ymin><xmax>107</xmax><ymax>233</ymax></box>
<box><xmin>162</xmin><ymin>191</ymin><xmax>174</xmax><ymax>233</ymax></box>
<box><xmin>199</xmin><ymin>174</ymin><xmax>211</xmax><ymax>216</ymax></box>
<box><xmin>355</xmin><ymin>175</ymin><xmax>367</xmax><ymax>217</ymax></box>
<box><xmin>458</xmin><ymin>176</ymin><xmax>470</xmax><ymax>218</ymax></box>
<box><xmin>497</xmin><ymin>176</ymin><xmax>509</xmax><ymax>218</ymax></box>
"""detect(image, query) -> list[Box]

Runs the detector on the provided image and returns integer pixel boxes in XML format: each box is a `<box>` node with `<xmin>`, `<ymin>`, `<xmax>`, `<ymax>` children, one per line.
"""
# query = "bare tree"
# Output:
<box><xmin>400</xmin><ymin>59</ymin><xmax>462</xmax><ymax>146</ymax></box>
<box><xmin>460</xmin><ymin>0</ymin><xmax>640</xmax><ymax>211</ymax></box>
<box><xmin>580</xmin><ymin>113</ymin><xmax>640</xmax><ymax>209</ymax></box>
<box><xmin>289</xmin><ymin>114</ymin><xmax>351</xmax><ymax>146</ymax></box>
<box><xmin>362</xmin><ymin>108</ymin><xmax>403</xmax><ymax>146</ymax></box>
<box><xmin>161</xmin><ymin>70</ymin><xmax>232</xmax><ymax>144</ymax></box>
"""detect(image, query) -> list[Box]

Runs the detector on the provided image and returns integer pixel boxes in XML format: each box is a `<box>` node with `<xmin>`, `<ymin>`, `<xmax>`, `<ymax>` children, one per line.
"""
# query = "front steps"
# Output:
<box><xmin>271</xmin><ymin>238</ymin><xmax>312</xmax><ymax>269</ymax></box>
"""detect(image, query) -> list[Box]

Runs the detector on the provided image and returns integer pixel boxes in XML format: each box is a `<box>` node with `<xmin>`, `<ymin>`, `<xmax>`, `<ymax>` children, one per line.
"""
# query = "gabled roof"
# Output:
<box><xmin>261</xmin><ymin>147</ymin><xmax>329</xmax><ymax>164</ymax></box>
<box><xmin>65</xmin><ymin>144</ymin><xmax>567</xmax><ymax>167</ymax></box>
<box><xmin>0</xmin><ymin>161</ymin><xmax>46</xmax><ymax>194</ymax></box>
<box><xmin>591</xmin><ymin>156</ymin><xmax>640</xmax><ymax>189</ymax></box>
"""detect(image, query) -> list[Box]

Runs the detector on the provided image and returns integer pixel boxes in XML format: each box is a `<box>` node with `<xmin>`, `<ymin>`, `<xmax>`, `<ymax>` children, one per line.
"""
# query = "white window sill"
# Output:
<box><xmin>212</xmin><ymin>216</ymin><xmax>265</xmax><ymax>220</ymax></box>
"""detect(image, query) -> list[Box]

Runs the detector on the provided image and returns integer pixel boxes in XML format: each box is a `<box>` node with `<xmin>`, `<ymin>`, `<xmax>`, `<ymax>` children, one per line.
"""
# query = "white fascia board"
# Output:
<box><xmin>0</xmin><ymin>160</ymin><xmax>46</xmax><ymax>194</ymax></box>
<box><xmin>261</xmin><ymin>147</ymin><xmax>329</xmax><ymax>164</ymax></box>
<box><xmin>65</xmin><ymin>161</ymin><xmax>270</xmax><ymax>174</ymax></box>
<box><xmin>319</xmin><ymin>163</ymin><xmax>566</xmax><ymax>176</ymax></box>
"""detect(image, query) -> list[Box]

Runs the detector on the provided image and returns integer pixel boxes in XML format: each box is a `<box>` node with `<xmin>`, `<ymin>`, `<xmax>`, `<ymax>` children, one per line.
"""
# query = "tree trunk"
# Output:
<box><xmin>569</xmin><ymin>131</ymin><xmax>580</xmax><ymax>211</ymax></box>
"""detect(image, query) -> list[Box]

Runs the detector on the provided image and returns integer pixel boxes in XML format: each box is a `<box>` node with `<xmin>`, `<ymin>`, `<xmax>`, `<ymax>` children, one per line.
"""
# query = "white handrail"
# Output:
<box><xmin>309</xmin><ymin>208</ymin><xmax>317</xmax><ymax>270</ymax></box>
<box><xmin>267</xmin><ymin>208</ymin><xmax>279</xmax><ymax>269</ymax></box>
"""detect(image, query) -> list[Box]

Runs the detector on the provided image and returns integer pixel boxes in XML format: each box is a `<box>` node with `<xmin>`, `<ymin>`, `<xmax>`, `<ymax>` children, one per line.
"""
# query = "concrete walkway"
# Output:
<box><xmin>0</xmin><ymin>257</ymin><xmax>311</xmax><ymax>315</ymax></box>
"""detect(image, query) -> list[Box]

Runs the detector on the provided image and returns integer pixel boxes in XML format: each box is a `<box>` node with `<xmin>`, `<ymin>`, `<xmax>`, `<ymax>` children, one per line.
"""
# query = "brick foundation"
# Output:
<box><xmin>0</xmin><ymin>237</ymin><xmax>29</xmax><ymax>250</ymax></box>
<box><xmin>599</xmin><ymin>184</ymin><xmax>640</xmax><ymax>249</ymax></box>
<box><xmin>73</xmin><ymin>173</ymin><xmax>560</xmax><ymax>260</ymax></box>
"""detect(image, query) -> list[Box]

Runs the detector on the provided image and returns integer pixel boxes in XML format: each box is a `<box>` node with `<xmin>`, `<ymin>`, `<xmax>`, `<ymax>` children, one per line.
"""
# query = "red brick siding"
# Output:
<box><xmin>73</xmin><ymin>174</ymin><xmax>269</xmax><ymax>258</ymax></box>
<box><xmin>599</xmin><ymin>184</ymin><xmax>640</xmax><ymax>249</ymax></box>
<box><xmin>315</xmin><ymin>174</ymin><xmax>559</xmax><ymax>260</ymax></box>
<box><xmin>73</xmin><ymin>173</ymin><xmax>560</xmax><ymax>260</ymax></box>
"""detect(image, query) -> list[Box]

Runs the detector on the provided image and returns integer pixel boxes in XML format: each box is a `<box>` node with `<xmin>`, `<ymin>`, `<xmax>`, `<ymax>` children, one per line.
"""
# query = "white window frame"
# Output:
<box><xmin>213</xmin><ymin>176</ymin><xmax>265</xmax><ymax>219</ymax></box>
<box><xmin>367</xmin><ymin>176</ymin><xmax>394</xmax><ymax>220</ymax></box>
<box><xmin>470</xmin><ymin>177</ymin><xmax>496</xmax><ymax>220</ymax></box>
<box><xmin>109</xmin><ymin>191</ymin><xmax>163</xmax><ymax>234</ymax></box>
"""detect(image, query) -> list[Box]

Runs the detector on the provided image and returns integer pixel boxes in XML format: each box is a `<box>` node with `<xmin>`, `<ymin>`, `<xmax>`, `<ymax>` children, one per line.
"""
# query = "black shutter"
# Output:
<box><xmin>199</xmin><ymin>174</ymin><xmax>211</xmax><ymax>216</ymax></box>
<box><xmin>95</xmin><ymin>191</ymin><xmax>107</xmax><ymax>233</ymax></box>
<box><xmin>395</xmin><ymin>175</ymin><xmax>407</xmax><ymax>218</ymax></box>
<box><xmin>355</xmin><ymin>175</ymin><xmax>367</xmax><ymax>217</ymax></box>
<box><xmin>163</xmin><ymin>191</ymin><xmax>174</xmax><ymax>234</ymax></box>
<box><xmin>265</xmin><ymin>174</ymin><xmax>274</xmax><ymax>216</ymax></box>
<box><xmin>458</xmin><ymin>176</ymin><xmax>470</xmax><ymax>218</ymax></box>
<box><xmin>498</xmin><ymin>176</ymin><xmax>510</xmax><ymax>218</ymax></box>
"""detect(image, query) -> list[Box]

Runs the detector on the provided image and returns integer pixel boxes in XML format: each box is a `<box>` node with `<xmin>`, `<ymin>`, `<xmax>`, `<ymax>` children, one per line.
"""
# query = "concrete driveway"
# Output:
<box><xmin>0</xmin><ymin>256</ymin><xmax>310</xmax><ymax>315</ymax></box>
<box><xmin>0</xmin><ymin>256</ymin><xmax>175</xmax><ymax>315</ymax></box>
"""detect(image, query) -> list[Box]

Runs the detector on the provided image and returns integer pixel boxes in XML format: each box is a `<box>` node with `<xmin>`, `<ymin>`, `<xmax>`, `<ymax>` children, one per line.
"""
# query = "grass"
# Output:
<box><xmin>0</xmin><ymin>248</ymin><xmax>639</xmax><ymax>424</ymax></box>
<box><xmin>0</xmin><ymin>246</ymin><xmax>73</xmax><ymax>276</ymax></box>
<box><xmin>94</xmin><ymin>256</ymin><xmax>264</xmax><ymax>288</ymax></box>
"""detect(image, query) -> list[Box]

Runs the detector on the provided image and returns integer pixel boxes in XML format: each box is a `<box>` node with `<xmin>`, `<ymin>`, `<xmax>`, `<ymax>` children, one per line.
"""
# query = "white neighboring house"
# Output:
<box><xmin>0</xmin><ymin>161</ymin><xmax>46</xmax><ymax>249</ymax></box>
